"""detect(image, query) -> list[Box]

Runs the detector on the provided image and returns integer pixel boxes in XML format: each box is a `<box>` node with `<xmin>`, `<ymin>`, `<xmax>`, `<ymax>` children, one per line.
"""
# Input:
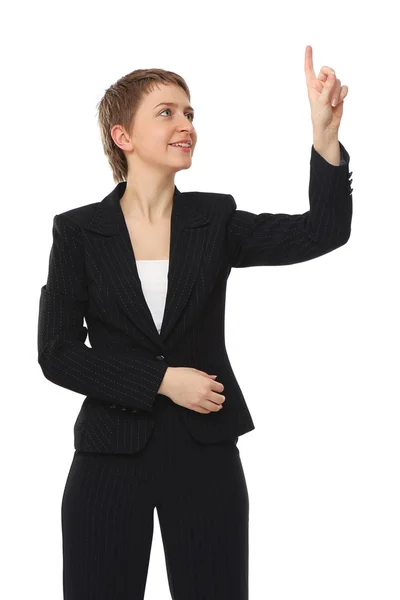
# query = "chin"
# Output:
<box><xmin>175</xmin><ymin>164</ymin><xmax>192</xmax><ymax>173</ymax></box>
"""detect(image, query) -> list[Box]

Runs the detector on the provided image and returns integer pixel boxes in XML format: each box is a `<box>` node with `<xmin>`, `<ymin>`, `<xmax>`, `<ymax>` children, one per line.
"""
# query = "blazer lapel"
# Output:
<box><xmin>83</xmin><ymin>181</ymin><xmax>210</xmax><ymax>348</ymax></box>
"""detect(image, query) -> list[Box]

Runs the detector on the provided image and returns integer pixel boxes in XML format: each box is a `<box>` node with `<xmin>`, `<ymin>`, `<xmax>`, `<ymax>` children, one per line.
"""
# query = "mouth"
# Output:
<box><xmin>168</xmin><ymin>144</ymin><xmax>192</xmax><ymax>153</ymax></box>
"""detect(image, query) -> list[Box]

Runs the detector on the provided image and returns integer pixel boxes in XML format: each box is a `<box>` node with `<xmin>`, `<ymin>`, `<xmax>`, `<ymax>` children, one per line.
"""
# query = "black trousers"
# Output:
<box><xmin>61</xmin><ymin>395</ymin><xmax>249</xmax><ymax>599</ymax></box>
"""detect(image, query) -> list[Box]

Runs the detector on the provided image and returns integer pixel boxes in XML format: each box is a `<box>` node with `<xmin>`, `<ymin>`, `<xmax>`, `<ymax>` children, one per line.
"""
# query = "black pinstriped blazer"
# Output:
<box><xmin>37</xmin><ymin>141</ymin><xmax>353</xmax><ymax>454</ymax></box>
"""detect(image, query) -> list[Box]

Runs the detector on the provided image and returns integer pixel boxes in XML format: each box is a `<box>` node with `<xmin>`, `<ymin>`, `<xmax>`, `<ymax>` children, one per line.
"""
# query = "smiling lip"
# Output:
<box><xmin>170</xmin><ymin>139</ymin><xmax>192</xmax><ymax>144</ymax></box>
<box><xmin>169</xmin><ymin>144</ymin><xmax>191</xmax><ymax>152</ymax></box>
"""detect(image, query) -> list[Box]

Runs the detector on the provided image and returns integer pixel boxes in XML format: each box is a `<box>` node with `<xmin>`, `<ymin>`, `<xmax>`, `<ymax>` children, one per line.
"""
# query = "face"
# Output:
<box><xmin>113</xmin><ymin>83</ymin><xmax>197</xmax><ymax>176</ymax></box>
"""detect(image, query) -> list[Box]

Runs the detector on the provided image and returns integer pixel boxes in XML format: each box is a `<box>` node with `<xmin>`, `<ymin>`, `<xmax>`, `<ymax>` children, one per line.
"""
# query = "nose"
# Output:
<box><xmin>179</xmin><ymin>123</ymin><xmax>195</xmax><ymax>134</ymax></box>
<box><xmin>177</xmin><ymin>115</ymin><xmax>195</xmax><ymax>132</ymax></box>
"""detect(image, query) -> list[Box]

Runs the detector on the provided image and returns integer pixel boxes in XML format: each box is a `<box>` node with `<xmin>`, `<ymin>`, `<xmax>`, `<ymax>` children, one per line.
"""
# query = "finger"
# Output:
<box><xmin>331</xmin><ymin>79</ymin><xmax>342</xmax><ymax>106</ymax></box>
<box><xmin>339</xmin><ymin>85</ymin><xmax>349</xmax><ymax>103</ymax></box>
<box><xmin>333</xmin><ymin>86</ymin><xmax>349</xmax><ymax>108</ymax></box>
<box><xmin>320</xmin><ymin>72</ymin><xmax>337</xmax><ymax>104</ymax></box>
<box><xmin>304</xmin><ymin>45</ymin><xmax>316</xmax><ymax>83</ymax></box>
<box><xmin>208</xmin><ymin>393</ymin><xmax>225</xmax><ymax>410</ymax></box>
<box><xmin>211</xmin><ymin>379</ymin><xmax>224</xmax><ymax>392</ymax></box>
<box><xmin>196</xmin><ymin>406</ymin><xmax>211</xmax><ymax>414</ymax></box>
<box><xmin>210</xmin><ymin>391</ymin><xmax>225</xmax><ymax>404</ymax></box>
<box><xmin>317</xmin><ymin>66</ymin><xmax>336</xmax><ymax>82</ymax></box>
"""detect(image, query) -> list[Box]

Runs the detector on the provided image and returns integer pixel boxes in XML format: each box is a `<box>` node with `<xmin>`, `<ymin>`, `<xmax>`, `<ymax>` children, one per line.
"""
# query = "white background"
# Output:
<box><xmin>1</xmin><ymin>0</ymin><xmax>399</xmax><ymax>598</ymax></box>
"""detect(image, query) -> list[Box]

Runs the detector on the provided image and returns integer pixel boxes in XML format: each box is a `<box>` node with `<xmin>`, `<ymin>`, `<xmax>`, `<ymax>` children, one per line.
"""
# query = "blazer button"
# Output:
<box><xmin>156</xmin><ymin>354</ymin><xmax>165</xmax><ymax>360</ymax></box>
<box><xmin>110</xmin><ymin>404</ymin><xmax>116</xmax><ymax>409</ymax></box>
<box><xmin>131</xmin><ymin>409</ymin><xmax>137</xmax><ymax>413</ymax></box>
<box><xmin>121</xmin><ymin>407</ymin><xmax>126</xmax><ymax>411</ymax></box>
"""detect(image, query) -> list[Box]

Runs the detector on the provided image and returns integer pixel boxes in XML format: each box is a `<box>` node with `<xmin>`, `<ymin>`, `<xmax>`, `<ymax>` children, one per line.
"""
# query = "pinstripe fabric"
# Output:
<box><xmin>226</xmin><ymin>142</ymin><xmax>352</xmax><ymax>267</ymax></box>
<box><xmin>38</xmin><ymin>140</ymin><xmax>353</xmax><ymax>454</ymax></box>
<box><xmin>61</xmin><ymin>395</ymin><xmax>247</xmax><ymax>599</ymax></box>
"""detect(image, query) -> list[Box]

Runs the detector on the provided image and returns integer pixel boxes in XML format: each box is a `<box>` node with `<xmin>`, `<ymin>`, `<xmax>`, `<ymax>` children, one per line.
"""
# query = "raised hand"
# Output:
<box><xmin>304</xmin><ymin>45</ymin><xmax>349</xmax><ymax>137</ymax></box>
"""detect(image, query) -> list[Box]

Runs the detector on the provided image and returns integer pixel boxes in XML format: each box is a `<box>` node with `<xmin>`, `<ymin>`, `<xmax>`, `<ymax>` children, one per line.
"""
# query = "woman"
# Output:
<box><xmin>38</xmin><ymin>48</ymin><xmax>352</xmax><ymax>600</ymax></box>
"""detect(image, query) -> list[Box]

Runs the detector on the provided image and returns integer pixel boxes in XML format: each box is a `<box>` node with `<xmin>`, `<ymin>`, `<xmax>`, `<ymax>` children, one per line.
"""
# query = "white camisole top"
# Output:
<box><xmin>135</xmin><ymin>259</ymin><xmax>169</xmax><ymax>333</ymax></box>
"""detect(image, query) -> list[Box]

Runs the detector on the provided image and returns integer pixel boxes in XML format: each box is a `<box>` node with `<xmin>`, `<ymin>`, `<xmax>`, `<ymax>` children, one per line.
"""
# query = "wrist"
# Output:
<box><xmin>158</xmin><ymin>366</ymin><xmax>174</xmax><ymax>395</ymax></box>
<box><xmin>313</xmin><ymin>134</ymin><xmax>341</xmax><ymax>166</ymax></box>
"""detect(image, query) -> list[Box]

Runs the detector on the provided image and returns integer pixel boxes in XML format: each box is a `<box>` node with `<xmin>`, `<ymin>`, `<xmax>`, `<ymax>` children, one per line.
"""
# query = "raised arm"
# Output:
<box><xmin>225</xmin><ymin>141</ymin><xmax>353</xmax><ymax>268</ymax></box>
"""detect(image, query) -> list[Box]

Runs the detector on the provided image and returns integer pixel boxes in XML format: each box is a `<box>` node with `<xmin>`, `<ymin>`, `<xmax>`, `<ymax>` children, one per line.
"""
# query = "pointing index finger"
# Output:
<box><xmin>305</xmin><ymin>45</ymin><xmax>316</xmax><ymax>80</ymax></box>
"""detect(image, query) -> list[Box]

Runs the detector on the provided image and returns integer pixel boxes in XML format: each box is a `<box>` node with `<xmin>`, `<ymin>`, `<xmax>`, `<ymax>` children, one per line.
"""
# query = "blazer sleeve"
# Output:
<box><xmin>225</xmin><ymin>141</ymin><xmax>353</xmax><ymax>268</ymax></box>
<box><xmin>37</xmin><ymin>213</ymin><xmax>169</xmax><ymax>412</ymax></box>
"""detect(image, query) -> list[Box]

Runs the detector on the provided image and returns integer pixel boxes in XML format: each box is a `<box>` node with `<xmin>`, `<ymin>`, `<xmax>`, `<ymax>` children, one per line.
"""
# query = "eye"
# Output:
<box><xmin>159</xmin><ymin>108</ymin><xmax>194</xmax><ymax>122</ymax></box>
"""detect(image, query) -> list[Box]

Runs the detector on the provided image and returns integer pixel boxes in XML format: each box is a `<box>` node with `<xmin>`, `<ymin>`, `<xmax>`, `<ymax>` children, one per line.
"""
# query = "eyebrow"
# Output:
<box><xmin>153</xmin><ymin>102</ymin><xmax>195</xmax><ymax>112</ymax></box>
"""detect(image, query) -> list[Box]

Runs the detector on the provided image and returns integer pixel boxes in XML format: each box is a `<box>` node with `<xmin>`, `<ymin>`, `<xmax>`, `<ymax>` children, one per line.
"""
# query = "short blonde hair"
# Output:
<box><xmin>96</xmin><ymin>68</ymin><xmax>191</xmax><ymax>183</ymax></box>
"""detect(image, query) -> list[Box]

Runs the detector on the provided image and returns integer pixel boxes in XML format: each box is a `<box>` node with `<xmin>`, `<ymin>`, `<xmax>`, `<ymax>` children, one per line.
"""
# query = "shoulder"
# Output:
<box><xmin>184</xmin><ymin>190</ymin><xmax>235</xmax><ymax>216</ymax></box>
<box><xmin>56</xmin><ymin>202</ymin><xmax>100</xmax><ymax>228</ymax></box>
<box><xmin>54</xmin><ymin>189</ymin><xmax>235</xmax><ymax>230</ymax></box>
